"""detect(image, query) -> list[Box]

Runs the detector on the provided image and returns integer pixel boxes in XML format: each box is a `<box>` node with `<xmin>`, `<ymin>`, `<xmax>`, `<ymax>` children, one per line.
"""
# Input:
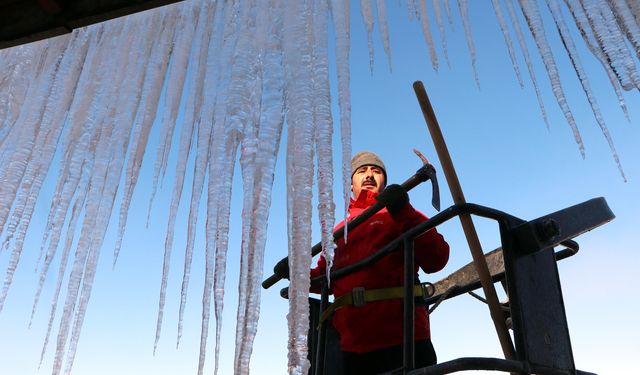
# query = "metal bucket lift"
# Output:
<box><xmin>265</xmin><ymin>194</ymin><xmax>613</xmax><ymax>375</ymax></box>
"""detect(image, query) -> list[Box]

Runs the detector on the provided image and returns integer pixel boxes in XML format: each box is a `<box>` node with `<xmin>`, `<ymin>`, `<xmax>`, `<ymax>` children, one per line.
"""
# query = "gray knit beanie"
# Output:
<box><xmin>350</xmin><ymin>151</ymin><xmax>387</xmax><ymax>182</ymax></box>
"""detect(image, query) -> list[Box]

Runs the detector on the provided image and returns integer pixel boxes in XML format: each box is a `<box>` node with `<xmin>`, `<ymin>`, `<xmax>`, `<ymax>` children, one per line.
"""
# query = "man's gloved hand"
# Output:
<box><xmin>376</xmin><ymin>184</ymin><xmax>409</xmax><ymax>216</ymax></box>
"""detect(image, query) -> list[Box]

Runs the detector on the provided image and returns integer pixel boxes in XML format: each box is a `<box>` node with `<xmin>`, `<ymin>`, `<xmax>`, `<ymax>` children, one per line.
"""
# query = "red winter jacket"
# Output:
<box><xmin>310</xmin><ymin>189</ymin><xmax>449</xmax><ymax>353</ymax></box>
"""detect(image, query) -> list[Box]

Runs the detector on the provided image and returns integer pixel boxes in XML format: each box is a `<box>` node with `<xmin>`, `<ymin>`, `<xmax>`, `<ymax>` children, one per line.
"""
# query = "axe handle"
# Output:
<box><xmin>413</xmin><ymin>81</ymin><xmax>516</xmax><ymax>361</ymax></box>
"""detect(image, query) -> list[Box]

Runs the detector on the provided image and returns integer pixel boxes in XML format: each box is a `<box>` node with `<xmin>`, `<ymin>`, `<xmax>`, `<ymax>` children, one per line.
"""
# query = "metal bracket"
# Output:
<box><xmin>507</xmin><ymin>197</ymin><xmax>614</xmax><ymax>257</ymax></box>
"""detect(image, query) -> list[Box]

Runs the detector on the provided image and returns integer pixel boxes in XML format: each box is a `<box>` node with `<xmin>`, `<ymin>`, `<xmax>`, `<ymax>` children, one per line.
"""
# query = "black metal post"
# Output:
<box><xmin>315</xmin><ymin>281</ymin><xmax>330</xmax><ymax>375</ymax></box>
<box><xmin>403</xmin><ymin>238</ymin><xmax>415</xmax><ymax>373</ymax></box>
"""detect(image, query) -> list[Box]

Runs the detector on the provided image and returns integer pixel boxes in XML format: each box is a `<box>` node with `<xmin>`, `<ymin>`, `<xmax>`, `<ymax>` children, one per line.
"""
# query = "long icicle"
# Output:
<box><xmin>113</xmin><ymin>8</ymin><xmax>178</xmax><ymax>267</ymax></box>
<box><xmin>153</xmin><ymin>0</ymin><xmax>207</xmax><ymax>353</ymax></box>
<box><xmin>229</xmin><ymin>0</ymin><xmax>267</xmax><ymax>372</ymax></box>
<box><xmin>518</xmin><ymin>0</ymin><xmax>585</xmax><ymax>154</ymax></box>
<box><xmin>209</xmin><ymin>1</ymin><xmax>242</xmax><ymax>373</ymax></box>
<box><xmin>563</xmin><ymin>0</ymin><xmax>630</xmax><ymax>121</ymax></box>
<box><xmin>283</xmin><ymin>0</ymin><xmax>315</xmax><ymax>373</ymax></box>
<box><xmin>505</xmin><ymin>0</ymin><xmax>551</xmax><ymax>128</ymax></box>
<box><xmin>491</xmin><ymin>0</ymin><xmax>524</xmax><ymax>87</ymax></box>
<box><xmin>312</xmin><ymin>0</ymin><xmax>336</xmax><ymax>284</ymax></box>
<box><xmin>593</xmin><ymin>0</ymin><xmax>640</xmax><ymax>89</ymax></box>
<box><xmin>175</xmin><ymin>0</ymin><xmax>219</xmax><ymax>348</ymax></box>
<box><xmin>418</xmin><ymin>0</ymin><xmax>440</xmax><ymax>71</ymax></box>
<box><xmin>329</xmin><ymin>0</ymin><xmax>352</xmax><ymax>245</ymax></box>
<box><xmin>28</xmin><ymin>32</ymin><xmax>86</xmax><ymax>326</ymax></box>
<box><xmin>545</xmin><ymin>0</ymin><xmax>625</xmax><ymax>180</ymax></box>
<box><xmin>146</xmin><ymin>2</ymin><xmax>200</xmax><ymax>225</ymax></box>
<box><xmin>376</xmin><ymin>0</ymin><xmax>393</xmax><ymax>70</ymax></box>
<box><xmin>360</xmin><ymin>0</ymin><xmax>376</xmax><ymax>74</ymax></box>
<box><xmin>432</xmin><ymin>0</ymin><xmax>451</xmax><ymax>67</ymax></box>
<box><xmin>580</xmin><ymin>0</ymin><xmax>639</xmax><ymax>90</ymax></box>
<box><xmin>457</xmin><ymin>0</ymin><xmax>481</xmax><ymax>87</ymax></box>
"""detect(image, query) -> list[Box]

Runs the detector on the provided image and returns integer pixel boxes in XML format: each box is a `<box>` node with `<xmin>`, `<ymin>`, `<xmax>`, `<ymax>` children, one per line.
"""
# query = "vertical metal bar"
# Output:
<box><xmin>403</xmin><ymin>237</ymin><xmax>415</xmax><ymax>373</ymax></box>
<box><xmin>315</xmin><ymin>281</ymin><xmax>329</xmax><ymax>375</ymax></box>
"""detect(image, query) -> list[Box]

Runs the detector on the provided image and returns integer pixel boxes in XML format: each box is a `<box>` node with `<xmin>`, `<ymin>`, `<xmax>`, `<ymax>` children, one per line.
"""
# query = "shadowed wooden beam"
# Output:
<box><xmin>0</xmin><ymin>0</ymin><xmax>184</xmax><ymax>49</ymax></box>
<box><xmin>431</xmin><ymin>247</ymin><xmax>505</xmax><ymax>298</ymax></box>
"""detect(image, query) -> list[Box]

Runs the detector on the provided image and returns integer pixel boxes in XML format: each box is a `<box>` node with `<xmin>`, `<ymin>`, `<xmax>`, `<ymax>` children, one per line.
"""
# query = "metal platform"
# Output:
<box><xmin>297</xmin><ymin>198</ymin><xmax>613</xmax><ymax>375</ymax></box>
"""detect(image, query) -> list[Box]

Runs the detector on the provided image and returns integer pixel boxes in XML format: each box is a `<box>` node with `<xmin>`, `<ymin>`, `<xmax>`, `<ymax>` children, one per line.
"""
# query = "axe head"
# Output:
<box><xmin>415</xmin><ymin>164</ymin><xmax>441</xmax><ymax>211</ymax></box>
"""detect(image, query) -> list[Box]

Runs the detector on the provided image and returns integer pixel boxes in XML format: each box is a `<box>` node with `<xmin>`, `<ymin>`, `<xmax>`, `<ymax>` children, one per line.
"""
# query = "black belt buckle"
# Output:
<box><xmin>352</xmin><ymin>287</ymin><xmax>366</xmax><ymax>307</ymax></box>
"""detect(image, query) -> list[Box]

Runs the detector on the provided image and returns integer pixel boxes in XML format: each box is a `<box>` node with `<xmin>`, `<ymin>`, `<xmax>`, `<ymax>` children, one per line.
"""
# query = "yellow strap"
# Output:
<box><xmin>318</xmin><ymin>284</ymin><xmax>432</xmax><ymax>327</ymax></box>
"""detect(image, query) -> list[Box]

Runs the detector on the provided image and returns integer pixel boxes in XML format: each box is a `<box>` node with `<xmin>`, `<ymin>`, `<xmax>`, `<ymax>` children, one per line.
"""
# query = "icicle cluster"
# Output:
<box><xmin>1</xmin><ymin>1</ymin><xmax>639</xmax><ymax>374</ymax></box>
<box><xmin>0</xmin><ymin>1</ymin><xmax>340</xmax><ymax>374</ymax></box>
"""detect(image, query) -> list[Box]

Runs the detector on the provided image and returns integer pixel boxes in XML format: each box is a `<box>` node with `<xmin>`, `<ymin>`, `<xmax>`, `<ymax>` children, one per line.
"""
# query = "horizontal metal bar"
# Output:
<box><xmin>395</xmin><ymin>357</ymin><xmax>597</xmax><ymax>375</ymax></box>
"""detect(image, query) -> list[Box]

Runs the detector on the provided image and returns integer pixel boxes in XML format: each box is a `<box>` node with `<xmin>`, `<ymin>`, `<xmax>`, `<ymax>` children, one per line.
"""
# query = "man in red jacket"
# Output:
<box><xmin>311</xmin><ymin>151</ymin><xmax>450</xmax><ymax>374</ymax></box>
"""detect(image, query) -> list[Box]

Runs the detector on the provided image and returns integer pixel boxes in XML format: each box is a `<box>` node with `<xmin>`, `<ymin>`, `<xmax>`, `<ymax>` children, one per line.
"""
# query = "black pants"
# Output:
<box><xmin>342</xmin><ymin>339</ymin><xmax>437</xmax><ymax>375</ymax></box>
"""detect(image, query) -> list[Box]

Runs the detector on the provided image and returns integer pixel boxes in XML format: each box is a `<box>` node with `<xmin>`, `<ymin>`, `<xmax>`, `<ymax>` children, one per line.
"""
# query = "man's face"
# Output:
<box><xmin>351</xmin><ymin>165</ymin><xmax>385</xmax><ymax>199</ymax></box>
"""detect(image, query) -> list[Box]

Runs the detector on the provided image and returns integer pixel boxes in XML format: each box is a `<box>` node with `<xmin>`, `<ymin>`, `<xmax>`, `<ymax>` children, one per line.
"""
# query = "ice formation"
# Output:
<box><xmin>0</xmin><ymin>1</ymin><xmax>639</xmax><ymax>374</ymax></box>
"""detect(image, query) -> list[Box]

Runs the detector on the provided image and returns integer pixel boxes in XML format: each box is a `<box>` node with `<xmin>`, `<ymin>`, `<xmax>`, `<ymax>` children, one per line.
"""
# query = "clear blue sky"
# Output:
<box><xmin>1</xmin><ymin>1</ymin><xmax>639</xmax><ymax>374</ymax></box>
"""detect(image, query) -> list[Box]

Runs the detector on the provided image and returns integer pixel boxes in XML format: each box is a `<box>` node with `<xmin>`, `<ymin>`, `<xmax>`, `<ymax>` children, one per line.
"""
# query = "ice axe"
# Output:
<box><xmin>262</xmin><ymin>155</ymin><xmax>441</xmax><ymax>290</ymax></box>
<box><xmin>413</xmin><ymin>148</ymin><xmax>440</xmax><ymax>212</ymax></box>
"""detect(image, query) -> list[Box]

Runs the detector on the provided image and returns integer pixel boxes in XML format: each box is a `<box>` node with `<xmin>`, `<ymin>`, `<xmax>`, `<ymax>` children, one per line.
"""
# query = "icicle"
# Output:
<box><xmin>518</xmin><ymin>0</ymin><xmax>585</xmax><ymax>156</ymax></box>
<box><xmin>146</xmin><ymin>2</ymin><xmax>200</xmax><ymax>224</ymax></box>
<box><xmin>594</xmin><ymin>0</ymin><xmax>640</xmax><ymax>89</ymax></box>
<box><xmin>62</xmin><ymin>103</ymin><xmax>133</xmax><ymax>374</ymax></box>
<box><xmin>38</xmin><ymin>183</ymin><xmax>88</xmax><ymax>368</ymax></box>
<box><xmin>407</xmin><ymin>0</ymin><xmax>418</xmax><ymax>20</ymax></box>
<box><xmin>418</xmin><ymin>0</ymin><xmax>439</xmax><ymax>72</ymax></box>
<box><xmin>609</xmin><ymin>0</ymin><xmax>640</xmax><ymax>62</ymax></box>
<box><xmin>360</xmin><ymin>0</ymin><xmax>376</xmax><ymax>74</ymax></box>
<box><xmin>203</xmin><ymin>2</ymin><xmax>245</xmax><ymax>374</ymax></box>
<box><xmin>628</xmin><ymin>0</ymin><xmax>640</xmax><ymax>23</ymax></box>
<box><xmin>312</xmin><ymin>0</ymin><xmax>336</xmax><ymax>283</ymax></box>
<box><xmin>563</xmin><ymin>0</ymin><xmax>630</xmax><ymax>121</ymax></box>
<box><xmin>0</xmin><ymin>38</ymin><xmax>69</xmax><ymax>313</ymax></box>
<box><xmin>376</xmin><ymin>0</ymin><xmax>393</xmax><ymax>70</ymax></box>
<box><xmin>504</xmin><ymin>0</ymin><xmax>551</xmax><ymax>128</ymax></box>
<box><xmin>491</xmin><ymin>0</ymin><xmax>524</xmax><ymax>87</ymax></box>
<box><xmin>174</xmin><ymin>0</ymin><xmax>219</xmax><ymax>349</ymax></box>
<box><xmin>432</xmin><ymin>0</ymin><xmax>451</xmax><ymax>68</ymax></box>
<box><xmin>200</xmin><ymin>176</ymin><xmax>217</xmax><ymax>375</ymax></box>
<box><xmin>0</xmin><ymin>44</ymin><xmax>41</xmax><ymax>150</ymax></box>
<box><xmin>283</xmin><ymin>0</ymin><xmax>315</xmax><ymax>372</ymax></box>
<box><xmin>188</xmin><ymin>0</ymin><xmax>231</xmax><ymax>373</ymax></box>
<box><xmin>444</xmin><ymin>0</ymin><xmax>455</xmax><ymax>27</ymax></box>
<box><xmin>32</xmin><ymin>21</ymin><xmax>121</xmax><ymax>334</ymax></box>
<box><xmin>50</xmin><ymin>15</ymin><xmax>147</xmax><ymax>374</ymax></box>
<box><xmin>0</xmin><ymin>44</ymin><xmax>47</xmax><ymax>246</ymax></box>
<box><xmin>329</xmin><ymin>0</ymin><xmax>352</xmax><ymax>245</ymax></box>
<box><xmin>113</xmin><ymin>8</ymin><xmax>179</xmax><ymax>267</ymax></box>
<box><xmin>27</xmin><ymin>33</ymin><xmax>84</xmax><ymax>321</ymax></box>
<box><xmin>600</xmin><ymin>1</ymin><xmax>640</xmax><ymax>90</ymax></box>
<box><xmin>457</xmin><ymin>0</ymin><xmax>480</xmax><ymax>87</ymax></box>
<box><xmin>581</xmin><ymin>0</ymin><xmax>640</xmax><ymax>91</ymax></box>
<box><xmin>212</xmin><ymin>141</ymin><xmax>239</xmax><ymax>373</ymax></box>
<box><xmin>31</xmin><ymin>32</ymin><xmax>93</xmax><ymax>361</ymax></box>
<box><xmin>227</xmin><ymin>0</ymin><xmax>259</xmax><ymax>360</ymax></box>
<box><xmin>153</xmin><ymin>0</ymin><xmax>209</xmax><ymax>353</ymax></box>
<box><xmin>52</xmin><ymin>90</ymin><xmax>117</xmax><ymax>375</ymax></box>
<box><xmin>546</xmin><ymin>0</ymin><xmax>625</xmax><ymax>179</ymax></box>
<box><xmin>231</xmin><ymin>0</ymin><xmax>286</xmax><ymax>373</ymax></box>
